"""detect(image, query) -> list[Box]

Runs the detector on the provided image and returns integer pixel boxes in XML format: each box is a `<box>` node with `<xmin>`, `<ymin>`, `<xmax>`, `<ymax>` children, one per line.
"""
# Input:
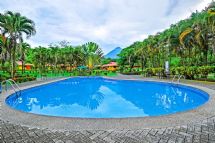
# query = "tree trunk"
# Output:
<box><xmin>10</xmin><ymin>39</ymin><xmax>15</xmax><ymax>78</ymax></box>
<box><xmin>203</xmin><ymin>41</ymin><xmax>208</xmax><ymax>65</ymax></box>
<box><xmin>188</xmin><ymin>47</ymin><xmax>191</xmax><ymax>66</ymax></box>
<box><xmin>141</xmin><ymin>56</ymin><xmax>144</xmax><ymax>71</ymax></box>
<box><xmin>55</xmin><ymin>56</ymin><xmax>57</xmax><ymax>71</ymax></box>
<box><xmin>129</xmin><ymin>62</ymin><xmax>134</xmax><ymax>72</ymax></box>
<box><xmin>12</xmin><ymin>47</ymin><xmax>16</xmax><ymax>78</ymax></box>
<box><xmin>10</xmin><ymin>52</ymin><xmax>13</xmax><ymax>78</ymax></box>
<box><xmin>21</xmin><ymin>60</ymin><xmax>25</xmax><ymax>74</ymax></box>
<box><xmin>128</xmin><ymin>55</ymin><xmax>131</xmax><ymax>71</ymax></box>
<box><xmin>10</xmin><ymin>35</ymin><xmax>17</xmax><ymax>79</ymax></box>
<box><xmin>23</xmin><ymin>60</ymin><xmax>25</xmax><ymax>73</ymax></box>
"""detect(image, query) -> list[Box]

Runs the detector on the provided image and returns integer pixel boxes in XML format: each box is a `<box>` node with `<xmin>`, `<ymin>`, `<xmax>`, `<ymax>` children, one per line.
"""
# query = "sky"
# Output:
<box><xmin>0</xmin><ymin>0</ymin><xmax>212</xmax><ymax>54</ymax></box>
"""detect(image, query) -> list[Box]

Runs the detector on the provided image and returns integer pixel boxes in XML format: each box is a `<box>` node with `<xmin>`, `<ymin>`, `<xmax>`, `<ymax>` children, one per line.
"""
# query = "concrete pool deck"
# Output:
<box><xmin>0</xmin><ymin>75</ymin><xmax>215</xmax><ymax>142</ymax></box>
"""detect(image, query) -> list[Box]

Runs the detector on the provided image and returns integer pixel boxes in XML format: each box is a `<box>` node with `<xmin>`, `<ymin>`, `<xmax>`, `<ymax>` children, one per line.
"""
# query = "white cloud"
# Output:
<box><xmin>0</xmin><ymin>0</ymin><xmax>212</xmax><ymax>53</ymax></box>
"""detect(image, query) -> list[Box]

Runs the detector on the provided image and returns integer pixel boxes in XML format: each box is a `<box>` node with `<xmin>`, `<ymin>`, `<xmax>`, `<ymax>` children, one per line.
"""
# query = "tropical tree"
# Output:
<box><xmin>179</xmin><ymin>28</ymin><xmax>194</xmax><ymax>65</ymax></box>
<box><xmin>72</xmin><ymin>46</ymin><xmax>85</xmax><ymax>67</ymax></box>
<box><xmin>0</xmin><ymin>35</ymin><xmax>3</xmax><ymax>55</ymax></box>
<box><xmin>134</xmin><ymin>42</ymin><xmax>147</xmax><ymax>71</ymax></box>
<box><xmin>32</xmin><ymin>46</ymin><xmax>48</xmax><ymax>74</ymax></box>
<box><xmin>82</xmin><ymin>42</ymin><xmax>103</xmax><ymax>69</ymax></box>
<box><xmin>49</xmin><ymin>46</ymin><xmax>60</xmax><ymax>71</ymax></box>
<box><xmin>0</xmin><ymin>34</ymin><xmax>11</xmax><ymax>72</ymax></box>
<box><xmin>118</xmin><ymin>46</ymin><xmax>138</xmax><ymax>72</ymax></box>
<box><xmin>0</xmin><ymin>11</ymin><xmax>36</xmax><ymax>78</ymax></box>
<box><xmin>18</xmin><ymin>42</ymin><xmax>30</xmax><ymax>73</ymax></box>
<box><xmin>118</xmin><ymin>2</ymin><xmax>215</xmax><ymax>72</ymax></box>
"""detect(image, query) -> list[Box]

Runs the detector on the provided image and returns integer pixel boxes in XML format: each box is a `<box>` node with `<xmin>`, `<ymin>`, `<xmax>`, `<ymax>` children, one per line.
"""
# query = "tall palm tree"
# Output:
<box><xmin>207</xmin><ymin>6</ymin><xmax>215</xmax><ymax>54</ymax></box>
<box><xmin>179</xmin><ymin>28</ymin><xmax>195</xmax><ymax>65</ymax></box>
<box><xmin>0</xmin><ymin>11</ymin><xmax>36</xmax><ymax>78</ymax></box>
<box><xmin>82</xmin><ymin>42</ymin><xmax>103</xmax><ymax>69</ymax></box>
<box><xmin>117</xmin><ymin>2</ymin><xmax>215</xmax><ymax>69</ymax></box>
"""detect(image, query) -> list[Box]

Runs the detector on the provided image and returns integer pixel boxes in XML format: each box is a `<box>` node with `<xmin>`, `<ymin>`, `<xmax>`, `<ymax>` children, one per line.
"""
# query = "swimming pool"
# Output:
<box><xmin>6</xmin><ymin>77</ymin><xmax>209</xmax><ymax>118</ymax></box>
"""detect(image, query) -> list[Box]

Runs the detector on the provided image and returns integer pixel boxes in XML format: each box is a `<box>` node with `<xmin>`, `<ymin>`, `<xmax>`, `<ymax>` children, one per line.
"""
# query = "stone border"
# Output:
<box><xmin>0</xmin><ymin>76</ymin><xmax>215</xmax><ymax>131</ymax></box>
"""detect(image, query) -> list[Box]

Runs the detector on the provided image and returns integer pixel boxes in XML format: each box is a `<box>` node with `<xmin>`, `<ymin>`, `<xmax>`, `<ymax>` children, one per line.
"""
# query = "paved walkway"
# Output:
<box><xmin>1</xmin><ymin>76</ymin><xmax>215</xmax><ymax>143</ymax></box>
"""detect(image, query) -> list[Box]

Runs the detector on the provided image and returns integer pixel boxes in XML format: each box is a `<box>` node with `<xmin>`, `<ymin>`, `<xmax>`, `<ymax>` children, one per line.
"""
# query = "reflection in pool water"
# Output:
<box><xmin>6</xmin><ymin>77</ymin><xmax>209</xmax><ymax>118</ymax></box>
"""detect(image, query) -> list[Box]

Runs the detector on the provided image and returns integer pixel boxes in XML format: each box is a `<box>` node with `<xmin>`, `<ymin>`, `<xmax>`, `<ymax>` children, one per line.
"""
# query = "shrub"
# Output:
<box><xmin>186</xmin><ymin>66</ymin><xmax>198</xmax><ymax>79</ymax></box>
<box><xmin>198</xmin><ymin>66</ymin><xmax>215</xmax><ymax>78</ymax></box>
<box><xmin>0</xmin><ymin>73</ymin><xmax>11</xmax><ymax>82</ymax></box>
<box><xmin>121</xmin><ymin>71</ymin><xmax>142</xmax><ymax>75</ymax></box>
<box><xmin>13</xmin><ymin>76</ymin><xmax>36</xmax><ymax>83</ymax></box>
<box><xmin>170</xmin><ymin>66</ymin><xmax>214</xmax><ymax>80</ymax></box>
<box><xmin>145</xmin><ymin>68</ymin><xmax>153</xmax><ymax>76</ymax></box>
<box><xmin>170</xmin><ymin>67</ymin><xmax>177</xmax><ymax>75</ymax></box>
<box><xmin>143</xmin><ymin>67</ymin><xmax>164</xmax><ymax>77</ymax></box>
<box><xmin>175</xmin><ymin>67</ymin><xmax>186</xmax><ymax>76</ymax></box>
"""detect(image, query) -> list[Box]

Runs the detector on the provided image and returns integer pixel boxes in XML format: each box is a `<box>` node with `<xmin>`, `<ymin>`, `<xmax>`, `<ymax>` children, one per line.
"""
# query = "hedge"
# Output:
<box><xmin>143</xmin><ymin>66</ymin><xmax>215</xmax><ymax>80</ymax></box>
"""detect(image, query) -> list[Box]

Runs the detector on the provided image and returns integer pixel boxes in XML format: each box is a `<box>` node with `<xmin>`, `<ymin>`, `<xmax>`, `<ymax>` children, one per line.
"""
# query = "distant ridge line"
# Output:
<box><xmin>104</xmin><ymin>47</ymin><xmax>122</xmax><ymax>59</ymax></box>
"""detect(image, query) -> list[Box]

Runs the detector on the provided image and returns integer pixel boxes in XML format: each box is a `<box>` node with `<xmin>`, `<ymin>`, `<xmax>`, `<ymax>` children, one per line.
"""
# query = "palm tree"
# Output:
<box><xmin>49</xmin><ymin>46</ymin><xmax>60</xmax><ymax>71</ymax></box>
<box><xmin>0</xmin><ymin>34</ymin><xmax>10</xmax><ymax>71</ymax></box>
<box><xmin>82</xmin><ymin>42</ymin><xmax>103</xmax><ymax>69</ymax></box>
<box><xmin>0</xmin><ymin>11</ymin><xmax>36</xmax><ymax>78</ymax></box>
<box><xmin>134</xmin><ymin>42</ymin><xmax>147</xmax><ymax>71</ymax></box>
<box><xmin>0</xmin><ymin>36</ymin><xmax>3</xmax><ymax>69</ymax></box>
<box><xmin>19</xmin><ymin>42</ymin><xmax>30</xmax><ymax>73</ymax></box>
<box><xmin>118</xmin><ymin>45</ymin><xmax>138</xmax><ymax>72</ymax></box>
<box><xmin>179</xmin><ymin>28</ymin><xmax>195</xmax><ymax>65</ymax></box>
<box><xmin>0</xmin><ymin>35</ymin><xmax>3</xmax><ymax>55</ymax></box>
<box><xmin>118</xmin><ymin>2</ymin><xmax>215</xmax><ymax>71</ymax></box>
<box><xmin>73</xmin><ymin>46</ymin><xmax>85</xmax><ymax>67</ymax></box>
<box><xmin>33</xmin><ymin>47</ymin><xmax>47</xmax><ymax>74</ymax></box>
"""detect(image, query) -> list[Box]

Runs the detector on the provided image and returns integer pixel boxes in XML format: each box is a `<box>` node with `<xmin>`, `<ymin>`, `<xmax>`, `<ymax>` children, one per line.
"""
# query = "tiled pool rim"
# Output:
<box><xmin>0</xmin><ymin>77</ymin><xmax>215</xmax><ymax>131</ymax></box>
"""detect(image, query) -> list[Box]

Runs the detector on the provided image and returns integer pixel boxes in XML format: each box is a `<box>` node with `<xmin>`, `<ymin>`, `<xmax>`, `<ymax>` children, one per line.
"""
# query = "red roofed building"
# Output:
<box><xmin>16</xmin><ymin>61</ymin><xmax>34</xmax><ymax>70</ymax></box>
<box><xmin>102</xmin><ymin>62</ymin><xmax>118</xmax><ymax>71</ymax></box>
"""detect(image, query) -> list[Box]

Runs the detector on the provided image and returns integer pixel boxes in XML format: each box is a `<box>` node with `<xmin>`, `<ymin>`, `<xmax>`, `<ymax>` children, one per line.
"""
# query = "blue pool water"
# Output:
<box><xmin>6</xmin><ymin>77</ymin><xmax>209</xmax><ymax>118</ymax></box>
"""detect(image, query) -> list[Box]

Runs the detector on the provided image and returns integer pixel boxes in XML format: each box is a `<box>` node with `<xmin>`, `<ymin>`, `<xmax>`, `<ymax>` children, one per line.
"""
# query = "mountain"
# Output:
<box><xmin>105</xmin><ymin>47</ymin><xmax>122</xmax><ymax>59</ymax></box>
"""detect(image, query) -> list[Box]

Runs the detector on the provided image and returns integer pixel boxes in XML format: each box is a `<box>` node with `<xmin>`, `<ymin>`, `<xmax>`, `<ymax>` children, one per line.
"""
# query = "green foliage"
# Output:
<box><xmin>143</xmin><ymin>67</ymin><xmax>164</xmax><ymax>76</ymax></box>
<box><xmin>175</xmin><ymin>67</ymin><xmax>187</xmax><ymax>76</ymax></box>
<box><xmin>82</xmin><ymin>42</ymin><xmax>103</xmax><ymax>69</ymax></box>
<box><xmin>0</xmin><ymin>12</ymin><xmax>104</xmax><ymax>79</ymax></box>
<box><xmin>118</xmin><ymin>47</ymin><xmax>138</xmax><ymax>71</ymax></box>
<box><xmin>198</xmin><ymin>66</ymin><xmax>215</xmax><ymax>78</ymax></box>
<box><xmin>0</xmin><ymin>37</ymin><xmax>3</xmax><ymax>54</ymax></box>
<box><xmin>118</xmin><ymin>2</ymin><xmax>215</xmax><ymax>70</ymax></box>
<box><xmin>13</xmin><ymin>76</ymin><xmax>36</xmax><ymax>83</ymax></box>
<box><xmin>0</xmin><ymin>11</ymin><xmax>36</xmax><ymax>78</ymax></box>
<box><xmin>70</xmin><ymin>69</ymin><xmax>117</xmax><ymax>77</ymax></box>
<box><xmin>101</xmin><ymin>58</ymin><xmax>114</xmax><ymax>65</ymax></box>
<box><xmin>1</xmin><ymin>62</ymin><xmax>11</xmax><ymax>74</ymax></box>
<box><xmin>170</xmin><ymin>57</ymin><xmax>180</xmax><ymax>67</ymax></box>
<box><xmin>183</xmin><ymin>66</ymin><xmax>198</xmax><ymax>79</ymax></box>
<box><xmin>170</xmin><ymin>66</ymin><xmax>215</xmax><ymax>79</ymax></box>
<box><xmin>0</xmin><ymin>72</ymin><xmax>10</xmax><ymax>82</ymax></box>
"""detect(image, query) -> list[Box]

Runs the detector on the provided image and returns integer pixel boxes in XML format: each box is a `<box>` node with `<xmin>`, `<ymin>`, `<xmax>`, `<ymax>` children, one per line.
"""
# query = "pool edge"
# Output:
<box><xmin>1</xmin><ymin>76</ymin><xmax>215</xmax><ymax>131</ymax></box>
